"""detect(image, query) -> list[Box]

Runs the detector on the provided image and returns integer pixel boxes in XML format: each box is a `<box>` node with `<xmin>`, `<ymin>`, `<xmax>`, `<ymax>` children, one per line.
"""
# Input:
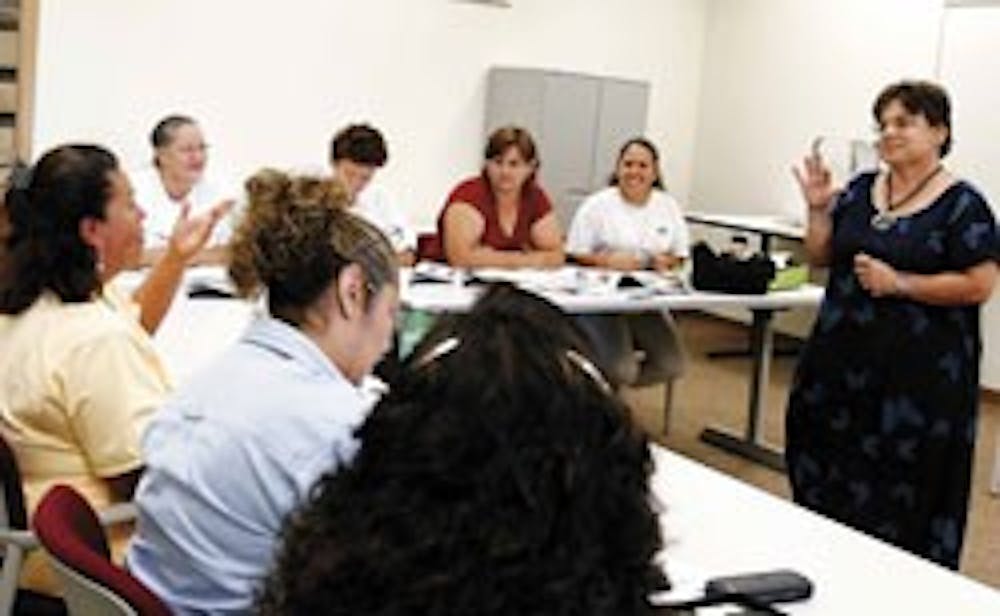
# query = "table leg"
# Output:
<box><xmin>699</xmin><ymin>308</ymin><xmax>786</xmax><ymax>470</ymax></box>
<box><xmin>991</xmin><ymin>435</ymin><xmax>1000</xmax><ymax>496</ymax></box>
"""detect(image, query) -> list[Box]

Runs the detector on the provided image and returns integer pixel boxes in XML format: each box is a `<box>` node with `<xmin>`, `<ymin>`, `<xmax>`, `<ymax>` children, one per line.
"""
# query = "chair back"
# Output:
<box><xmin>416</xmin><ymin>231</ymin><xmax>444</xmax><ymax>262</ymax></box>
<box><xmin>33</xmin><ymin>485</ymin><xmax>170</xmax><ymax>616</ymax></box>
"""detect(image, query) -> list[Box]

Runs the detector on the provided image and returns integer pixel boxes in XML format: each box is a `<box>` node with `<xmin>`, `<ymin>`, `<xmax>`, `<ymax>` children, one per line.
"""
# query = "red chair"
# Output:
<box><xmin>32</xmin><ymin>486</ymin><xmax>169</xmax><ymax>616</ymax></box>
<box><xmin>416</xmin><ymin>231</ymin><xmax>444</xmax><ymax>263</ymax></box>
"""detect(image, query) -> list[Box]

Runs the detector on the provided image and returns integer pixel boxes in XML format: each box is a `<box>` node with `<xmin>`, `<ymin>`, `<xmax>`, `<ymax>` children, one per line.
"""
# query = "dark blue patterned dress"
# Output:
<box><xmin>786</xmin><ymin>172</ymin><xmax>999</xmax><ymax>569</ymax></box>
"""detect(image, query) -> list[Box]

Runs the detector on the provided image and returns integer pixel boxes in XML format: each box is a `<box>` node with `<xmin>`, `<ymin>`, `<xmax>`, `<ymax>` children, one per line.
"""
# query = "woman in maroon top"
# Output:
<box><xmin>438</xmin><ymin>126</ymin><xmax>564</xmax><ymax>268</ymax></box>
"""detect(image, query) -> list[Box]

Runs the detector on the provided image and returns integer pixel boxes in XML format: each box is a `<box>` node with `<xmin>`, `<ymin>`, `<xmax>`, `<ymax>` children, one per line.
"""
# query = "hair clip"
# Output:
<box><xmin>416</xmin><ymin>336</ymin><xmax>460</xmax><ymax>366</ymax></box>
<box><xmin>565</xmin><ymin>349</ymin><xmax>612</xmax><ymax>394</ymax></box>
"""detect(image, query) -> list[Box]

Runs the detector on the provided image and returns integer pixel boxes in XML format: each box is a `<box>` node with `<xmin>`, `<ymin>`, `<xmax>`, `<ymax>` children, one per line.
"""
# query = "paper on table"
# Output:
<box><xmin>471</xmin><ymin>267</ymin><xmax>685</xmax><ymax>296</ymax></box>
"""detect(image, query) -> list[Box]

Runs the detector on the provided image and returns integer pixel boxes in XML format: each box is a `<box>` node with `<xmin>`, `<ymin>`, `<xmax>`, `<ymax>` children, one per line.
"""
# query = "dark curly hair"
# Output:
<box><xmin>873</xmin><ymin>80</ymin><xmax>952</xmax><ymax>157</ymax></box>
<box><xmin>0</xmin><ymin>144</ymin><xmax>118</xmax><ymax>315</ymax></box>
<box><xmin>228</xmin><ymin>168</ymin><xmax>397</xmax><ymax>327</ymax></box>
<box><xmin>330</xmin><ymin>123</ymin><xmax>388</xmax><ymax>167</ymax></box>
<box><xmin>258</xmin><ymin>283</ymin><xmax>666</xmax><ymax>615</ymax></box>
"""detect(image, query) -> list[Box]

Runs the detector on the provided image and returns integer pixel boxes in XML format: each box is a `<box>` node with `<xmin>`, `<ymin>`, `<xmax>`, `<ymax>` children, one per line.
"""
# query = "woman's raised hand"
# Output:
<box><xmin>167</xmin><ymin>198</ymin><xmax>234</xmax><ymax>262</ymax></box>
<box><xmin>792</xmin><ymin>138</ymin><xmax>840</xmax><ymax>212</ymax></box>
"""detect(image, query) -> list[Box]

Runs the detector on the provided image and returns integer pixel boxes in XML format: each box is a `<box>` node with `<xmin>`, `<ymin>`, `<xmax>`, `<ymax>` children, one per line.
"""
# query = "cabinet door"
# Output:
<box><xmin>591</xmin><ymin>79</ymin><xmax>649</xmax><ymax>190</ymax></box>
<box><xmin>485</xmin><ymin>68</ymin><xmax>545</xmax><ymax>140</ymax></box>
<box><xmin>540</xmin><ymin>73</ymin><xmax>600</xmax><ymax>229</ymax></box>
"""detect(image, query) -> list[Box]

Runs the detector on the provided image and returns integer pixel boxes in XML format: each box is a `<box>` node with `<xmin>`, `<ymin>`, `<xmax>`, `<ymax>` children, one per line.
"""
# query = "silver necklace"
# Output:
<box><xmin>871</xmin><ymin>165</ymin><xmax>943</xmax><ymax>231</ymax></box>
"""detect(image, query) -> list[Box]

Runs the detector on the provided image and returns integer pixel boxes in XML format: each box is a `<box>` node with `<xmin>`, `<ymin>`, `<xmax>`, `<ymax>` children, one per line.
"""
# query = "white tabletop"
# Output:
<box><xmin>652</xmin><ymin>445</ymin><xmax>1000</xmax><ymax>613</ymax></box>
<box><xmin>115</xmin><ymin>268</ymin><xmax>997</xmax><ymax>612</ymax></box>
<box><xmin>686</xmin><ymin>211</ymin><xmax>806</xmax><ymax>241</ymax></box>
<box><xmin>401</xmin><ymin>270</ymin><xmax>823</xmax><ymax>314</ymax></box>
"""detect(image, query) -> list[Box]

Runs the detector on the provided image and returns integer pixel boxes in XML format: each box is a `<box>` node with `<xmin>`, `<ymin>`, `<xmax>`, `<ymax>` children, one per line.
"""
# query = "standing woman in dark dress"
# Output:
<box><xmin>786</xmin><ymin>80</ymin><xmax>999</xmax><ymax>569</ymax></box>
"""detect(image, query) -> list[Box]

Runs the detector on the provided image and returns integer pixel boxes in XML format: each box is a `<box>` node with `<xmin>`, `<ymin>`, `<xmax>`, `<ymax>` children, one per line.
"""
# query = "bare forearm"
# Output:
<box><xmin>133</xmin><ymin>250</ymin><xmax>187</xmax><ymax>333</ymax></box>
<box><xmin>449</xmin><ymin>246</ymin><xmax>561</xmax><ymax>269</ymax></box>
<box><xmin>805</xmin><ymin>210</ymin><xmax>833</xmax><ymax>266</ymax></box>
<box><xmin>531</xmin><ymin>247</ymin><xmax>565</xmax><ymax>268</ymax></box>
<box><xmin>572</xmin><ymin>251</ymin><xmax>640</xmax><ymax>270</ymax></box>
<box><xmin>897</xmin><ymin>269</ymin><xmax>995</xmax><ymax>306</ymax></box>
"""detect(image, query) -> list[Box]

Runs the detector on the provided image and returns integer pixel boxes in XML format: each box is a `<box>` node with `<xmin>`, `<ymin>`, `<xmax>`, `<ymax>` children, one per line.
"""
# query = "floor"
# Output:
<box><xmin>622</xmin><ymin>313</ymin><xmax>1000</xmax><ymax>590</ymax></box>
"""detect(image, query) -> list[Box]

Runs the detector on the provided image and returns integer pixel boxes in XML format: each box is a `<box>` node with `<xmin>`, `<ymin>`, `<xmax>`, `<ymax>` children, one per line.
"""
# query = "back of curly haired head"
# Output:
<box><xmin>228</xmin><ymin>169</ymin><xmax>397</xmax><ymax>326</ymax></box>
<box><xmin>1</xmin><ymin>144</ymin><xmax>118</xmax><ymax>314</ymax></box>
<box><xmin>259</xmin><ymin>283</ymin><xmax>666</xmax><ymax>616</ymax></box>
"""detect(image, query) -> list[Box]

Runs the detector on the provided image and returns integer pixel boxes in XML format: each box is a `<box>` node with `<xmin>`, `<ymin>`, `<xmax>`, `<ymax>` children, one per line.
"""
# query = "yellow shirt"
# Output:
<box><xmin>0</xmin><ymin>285</ymin><xmax>171</xmax><ymax>591</ymax></box>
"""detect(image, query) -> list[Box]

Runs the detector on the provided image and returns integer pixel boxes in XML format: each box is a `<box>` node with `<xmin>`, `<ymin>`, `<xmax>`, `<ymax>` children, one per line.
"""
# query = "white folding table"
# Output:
<box><xmin>403</xmin><ymin>272</ymin><xmax>823</xmax><ymax>470</ymax></box>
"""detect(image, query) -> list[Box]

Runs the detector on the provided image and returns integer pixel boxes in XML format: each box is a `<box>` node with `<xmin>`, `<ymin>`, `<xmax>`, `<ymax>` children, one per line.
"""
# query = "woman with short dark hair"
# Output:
<box><xmin>260</xmin><ymin>283</ymin><xmax>666</xmax><ymax>615</ymax></box>
<box><xmin>438</xmin><ymin>126</ymin><xmax>564</xmax><ymax>267</ymax></box>
<box><xmin>329</xmin><ymin>123</ymin><xmax>416</xmax><ymax>265</ymax></box>
<box><xmin>788</xmin><ymin>80</ymin><xmax>999</xmax><ymax>568</ymax></box>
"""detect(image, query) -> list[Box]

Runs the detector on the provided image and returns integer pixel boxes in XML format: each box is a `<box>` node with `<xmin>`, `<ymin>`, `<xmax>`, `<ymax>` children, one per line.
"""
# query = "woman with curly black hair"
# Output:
<box><xmin>259</xmin><ymin>283</ymin><xmax>667</xmax><ymax>616</ymax></box>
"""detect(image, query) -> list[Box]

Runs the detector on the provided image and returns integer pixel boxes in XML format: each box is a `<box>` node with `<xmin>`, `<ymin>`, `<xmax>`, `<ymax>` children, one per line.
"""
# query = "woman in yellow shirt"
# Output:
<box><xmin>0</xmin><ymin>144</ymin><xmax>225</xmax><ymax>593</ymax></box>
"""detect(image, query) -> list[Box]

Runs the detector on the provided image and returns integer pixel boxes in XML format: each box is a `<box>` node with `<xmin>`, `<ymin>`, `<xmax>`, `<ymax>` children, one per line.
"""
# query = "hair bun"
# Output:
<box><xmin>288</xmin><ymin>176</ymin><xmax>350</xmax><ymax>212</ymax></box>
<box><xmin>244</xmin><ymin>168</ymin><xmax>292</xmax><ymax>204</ymax></box>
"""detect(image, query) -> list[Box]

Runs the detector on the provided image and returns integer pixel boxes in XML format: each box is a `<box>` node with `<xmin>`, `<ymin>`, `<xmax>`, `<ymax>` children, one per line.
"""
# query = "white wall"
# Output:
<box><xmin>28</xmin><ymin>0</ymin><xmax>1000</xmax><ymax>387</ymax></box>
<box><xmin>30</xmin><ymin>0</ymin><xmax>708</xmax><ymax>229</ymax></box>
<box><xmin>688</xmin><ymin>0</ymin><xmax>1000</xmax><ymax>388</ymax></box>
<box><xmin>691</xmin><ymin>0</ymin><xmax>943</xmax><ymax>220</ymax></box>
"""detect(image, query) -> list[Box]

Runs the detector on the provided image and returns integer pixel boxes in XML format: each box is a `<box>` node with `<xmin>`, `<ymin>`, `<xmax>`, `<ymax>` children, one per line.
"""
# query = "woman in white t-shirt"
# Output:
<box><xmin>567</xmin><ymin>137</ymin><xmax>688</xmax><ymax>401</ymax></box>
<box><xmin>133</xmin><ymin>115</ymin><xmax>235</xmax><ymax>265</ymax></box>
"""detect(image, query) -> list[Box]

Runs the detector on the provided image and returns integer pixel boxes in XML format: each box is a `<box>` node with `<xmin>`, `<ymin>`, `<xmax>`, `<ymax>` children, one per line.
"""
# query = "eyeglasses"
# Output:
<box><xmin>171</xmin><ymin>143</ymin><xmax>209</xmax><ymax>155</ymax></box>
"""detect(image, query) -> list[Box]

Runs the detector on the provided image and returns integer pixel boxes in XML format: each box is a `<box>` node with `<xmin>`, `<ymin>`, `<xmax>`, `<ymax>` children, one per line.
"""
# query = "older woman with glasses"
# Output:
<box><xmin>132</xmin><ymin>114</ymin><xmax>236</xmax><ymax>265</ymax></box>
<box><xmin>787</xmin><ymin>80</ymin><xmax>998</xmax><ymax>569</ymax></box>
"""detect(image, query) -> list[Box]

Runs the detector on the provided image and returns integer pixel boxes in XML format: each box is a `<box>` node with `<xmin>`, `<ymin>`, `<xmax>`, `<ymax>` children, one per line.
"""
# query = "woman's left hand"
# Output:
<box><xmin>167</xmin><ymin>199</ymin><xmax>234</xmax><ymax>262</ymax></box>
<box><xmin>854</xmin><ymin>252</ymin><xmax>900</xmax><ymax>297</ymax></box>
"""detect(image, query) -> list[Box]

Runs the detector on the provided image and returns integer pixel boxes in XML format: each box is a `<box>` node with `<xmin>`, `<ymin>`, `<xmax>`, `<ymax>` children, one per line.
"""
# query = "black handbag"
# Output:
<box><xmin>691</xmin><ymin>241</ymin><xmax>776</xmax><ymax>295</ymax></box>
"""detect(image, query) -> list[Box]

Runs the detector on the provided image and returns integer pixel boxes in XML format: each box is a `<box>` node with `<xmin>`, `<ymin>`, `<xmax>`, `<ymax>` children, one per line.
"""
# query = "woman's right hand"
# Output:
<box><xmin>792</xmin><ymin>150</ymin><xmax>840</xmax><ymax>212</ymax></box>
<box><xmin>167</xmin><ymin>198</ymin><xmax>234</xmax><ymax>263</ymax></box>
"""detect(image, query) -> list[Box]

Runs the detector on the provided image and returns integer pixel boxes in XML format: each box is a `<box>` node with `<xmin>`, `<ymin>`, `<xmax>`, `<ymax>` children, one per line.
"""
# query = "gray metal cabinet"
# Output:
<box><xmin>485</xmin><ymin>67</ymin><xmax>649</xmax><ymax>229</ymax></box>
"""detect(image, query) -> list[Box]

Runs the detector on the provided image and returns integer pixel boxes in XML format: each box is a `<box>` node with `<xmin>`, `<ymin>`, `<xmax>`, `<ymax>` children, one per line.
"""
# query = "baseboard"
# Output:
<box><xmin>983</xmin><ymin>387</ymin><xmax>1000</xmax><ymax>405</ymax></box>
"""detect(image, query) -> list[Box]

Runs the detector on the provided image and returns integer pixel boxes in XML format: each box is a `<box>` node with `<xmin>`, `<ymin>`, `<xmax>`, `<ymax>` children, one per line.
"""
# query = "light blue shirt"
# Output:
<box><xmin>127</xmin><ymin>317</ymin><xmax>368</xmax><ymax>615</ymax></box>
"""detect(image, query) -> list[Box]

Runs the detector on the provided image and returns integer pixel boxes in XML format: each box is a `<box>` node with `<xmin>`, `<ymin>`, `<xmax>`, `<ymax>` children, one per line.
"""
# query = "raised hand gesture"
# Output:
<box><xmin>792</xmin><ymin>138</ymin><xmax>841</xmax><ymax>213</ymax></box>
<box><xmin>167</xmin><ymin>198</ymin><xmax>234</xmax><ymax>262</ymax></box>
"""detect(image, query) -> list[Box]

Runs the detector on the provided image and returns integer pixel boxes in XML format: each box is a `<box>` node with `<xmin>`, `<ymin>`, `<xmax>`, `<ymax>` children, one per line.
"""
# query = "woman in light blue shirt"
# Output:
<box><xmin>127</xmin><ymin>170</ymin><xmax>399</xmax><ymax>614</ymax></box>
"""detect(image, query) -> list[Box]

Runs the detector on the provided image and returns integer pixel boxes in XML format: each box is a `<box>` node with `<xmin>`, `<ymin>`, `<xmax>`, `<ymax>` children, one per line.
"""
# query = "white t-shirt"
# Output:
<box><xmin>567</xmin><ymin>186</ymin><xmax>691</xmax><ymax>258</ymax></box>
<box><xmin>131</xmin><ymin>167</ymin><xmax>238</xmax><ymax>250</ymax></box>
<box><xmin>351</xmin><ymin>183</ymin><xmax>416</xmax><ymax>253</ymax></box>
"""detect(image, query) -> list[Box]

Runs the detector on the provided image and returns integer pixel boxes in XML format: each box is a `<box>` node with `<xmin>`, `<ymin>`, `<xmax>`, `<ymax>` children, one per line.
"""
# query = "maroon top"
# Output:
<box><xmin>437</xmin><ymin>175</ymin><xmax>554</xmax><ymax>253</ymax></box>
